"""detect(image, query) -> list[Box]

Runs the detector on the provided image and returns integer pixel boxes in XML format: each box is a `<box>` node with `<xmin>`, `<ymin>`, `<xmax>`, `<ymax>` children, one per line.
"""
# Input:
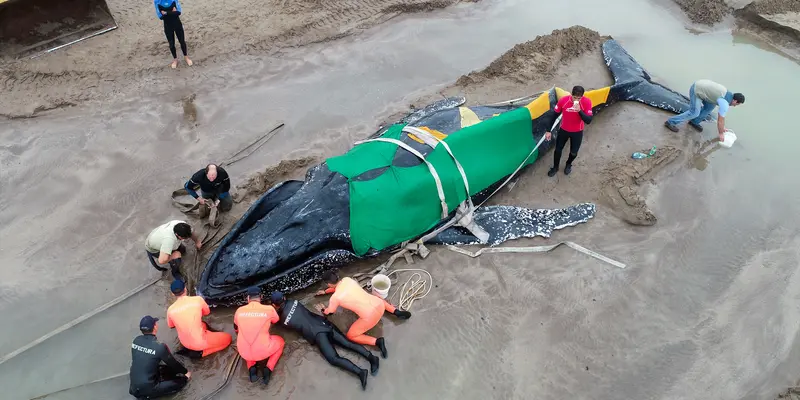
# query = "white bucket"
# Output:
<box><xmin>720</xmin><ymin>130</ymin><xmax>737</xmax><ymax>148</ymax></box>
<box><xmin>371</xmin><ymin>274</ymin><xmax>391</xmax><ymax>299</ymax></box>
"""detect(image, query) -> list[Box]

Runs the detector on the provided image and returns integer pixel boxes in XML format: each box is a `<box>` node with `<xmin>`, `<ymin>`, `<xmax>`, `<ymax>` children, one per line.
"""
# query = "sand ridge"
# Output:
<box><xmin>0</xmin><ymin>0</ymin><xmax>475</xmax><ymax>118</ymax></box>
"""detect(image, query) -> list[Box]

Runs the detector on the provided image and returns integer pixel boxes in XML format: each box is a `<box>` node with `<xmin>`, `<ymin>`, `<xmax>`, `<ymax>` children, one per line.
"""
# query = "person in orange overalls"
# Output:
<box><xmin>233</xmin><ymin>287</ymin><xmax>284</xmax><ymax>385</ymax></box>
<box><xmin>315</xmin><ymin>270</ymin><xmax>411</xmax><ymax>358</ymax></box>
<box><xmin>166</xmin><ymin>279</ymin><xmax>232</xmax><ymax>359</ymax></box>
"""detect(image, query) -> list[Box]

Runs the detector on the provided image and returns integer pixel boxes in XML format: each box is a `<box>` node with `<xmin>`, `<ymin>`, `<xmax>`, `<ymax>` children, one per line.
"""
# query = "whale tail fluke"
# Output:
<box><xmin>603</xmin><ymin>39</ymin><xmax>692</xmax><ymax>116</ymax></box>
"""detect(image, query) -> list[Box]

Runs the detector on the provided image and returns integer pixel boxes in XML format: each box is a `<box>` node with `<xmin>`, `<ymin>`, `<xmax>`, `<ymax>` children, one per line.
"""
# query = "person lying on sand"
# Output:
<box><xmin>184</xmin><ymin>163</ymin><xmax>233</xmax><ymax>217</ymax></box>
<box><xmin>664</xmin><ymin>79</ymin><xmax>744</xmax><ymax>141</ymax></box>
<box><xmin>129</xmin><ymin>315</ymin><xmax>192</xmax><ymax>400</ymax></box>
<box><xmin>315</xmin><ymin>270</ymin><xmax>411</xmax><ymax>357</ymax></box>
<box><xmin>144</xmin><ymin>220</ymin><xmax>202</xmax><ymax>281</ymax></box>
<box><xmin>546</xmin><ymin>85</ymin><xmax>593</xmax><ymax>177</ymax></box>
<box><xmin>154</xmin><ymin>0</ymin><xmax>193</xmax><ymax>69</ymax></box>
<box><xmin>272</xmin><ymin>291</ymin><xmax>379</xmax><ymax>390</ymax></box>
<box><xmin>233</xmin><ymin>287</ymin><xmax>285</xmax><ymax>386</ymax></box>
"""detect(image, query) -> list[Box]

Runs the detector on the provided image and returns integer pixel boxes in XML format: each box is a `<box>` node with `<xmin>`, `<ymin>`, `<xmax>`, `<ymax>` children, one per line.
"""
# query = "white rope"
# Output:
<box><xmin>355</xmin><ymin>137</ymin><xmax>449</xmax><ymax>219</ymax></box>
<box><xmin>475</xmin><ymin>130</ymin><xmax>549</xmax><ymax>209</ymax></box>
<box><xmin>385</xmin><ymin>268</ymin><xmax>433</xmax><ymax>311</ymax></box>
<box><xmin>445</xmin><ymin>241</ymin><xmax>626</xmax><ymax>269</ymax></box>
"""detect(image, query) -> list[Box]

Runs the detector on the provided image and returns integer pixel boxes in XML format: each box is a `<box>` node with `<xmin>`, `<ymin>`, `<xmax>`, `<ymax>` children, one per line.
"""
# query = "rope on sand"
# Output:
<box><xmin>386</xmin><ymin>269</ymin><xmax>433</xmax><ymax>312</ymax></box>
<box><xmin>445</xmin><ymin>241</ymin><xmax>627</xmax><ymax>269</ymax></box>
<box><xmin>0</xmin><ymin>275</ymin><xmax>162</xmax><ymax>366</ymax></box>
<box><xmin>30</xmin><ymin>353</ymin><xmax>242</xmax><ymax>399</ymax></box>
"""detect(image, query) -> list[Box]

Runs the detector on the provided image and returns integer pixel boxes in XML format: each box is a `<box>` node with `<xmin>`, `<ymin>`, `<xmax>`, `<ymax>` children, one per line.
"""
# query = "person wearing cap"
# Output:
<box><xmin>272</xmin><ymin>291</ymin><xmax>377</xmax><ymax>390</ymax></box>
<box><xmin>233</xmin><ymin>287</ymin><xmax>284</xmax><ymax>385</ymax></box>
<box><xmin>184</xmin><ymin>164</ymin><xmax>233</xmax><ymax>217</ymax></box>
<box><xmin>315</xmin><ymin>270</ymin><xmax>411</xmax><ymax>358</ymax></box>
<box><xmin>166</xmin><ymin>280</ymin><xmax>232</xmax><ymax>359</ymax></box>
<box><xmin>129</xmin><ymin>315</ymin><xmax>192</xmax><ymax>399</ymax></box>
<box><xmin>144</xmin><ymin>220</ymin><xmax>202</xmax><ymax>281</ymax></box>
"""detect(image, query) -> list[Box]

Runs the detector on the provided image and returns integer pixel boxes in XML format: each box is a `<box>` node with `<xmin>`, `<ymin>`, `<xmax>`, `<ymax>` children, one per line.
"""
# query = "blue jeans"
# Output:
<box><xmin>667</xmin><ymin>83</ymin><xmax>717</xmax><ymax>126</ymax></box>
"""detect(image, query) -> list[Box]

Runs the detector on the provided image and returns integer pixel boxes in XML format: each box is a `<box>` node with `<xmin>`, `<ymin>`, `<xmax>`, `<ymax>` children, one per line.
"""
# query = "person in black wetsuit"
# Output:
<box><xmin>129</xmin><ymin>315</ymin><xmax>192</xmax><ymax>399</ymax></box>
<box><xmin>270</xmin><ymin>291</ymin><xmax>379</xmax><ymax>390</ymax></box>
<box><xmin>154</xmin><ymin>0</ymin><xmax>192</xmax><ymax>69</ymax></box>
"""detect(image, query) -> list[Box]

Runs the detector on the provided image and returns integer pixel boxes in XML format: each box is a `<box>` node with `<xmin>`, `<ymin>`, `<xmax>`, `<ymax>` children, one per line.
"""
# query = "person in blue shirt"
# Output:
<box><xmin>664</xmin><ymin>79</ymin><xmax>745</xmax><ymax>141</ymax></box>
<box><xmin>154</xmin><ymin>0</ymin><xmax>192</xmax><ymax>69</ymax></box>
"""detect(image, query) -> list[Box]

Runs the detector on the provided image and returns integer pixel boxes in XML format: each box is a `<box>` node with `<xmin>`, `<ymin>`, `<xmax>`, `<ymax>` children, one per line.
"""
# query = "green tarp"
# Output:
<box><xmin>326</xmin><ymin>107</ymin><xmax>538</xmax><ymax>256</ymax></box>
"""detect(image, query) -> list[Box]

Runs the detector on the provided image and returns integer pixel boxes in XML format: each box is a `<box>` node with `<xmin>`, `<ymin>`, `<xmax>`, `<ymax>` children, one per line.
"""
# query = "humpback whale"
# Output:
<box><xmin>196</xmin><ymin>39</ymin><xmax>691</xmax><ymax>306</ymax></box>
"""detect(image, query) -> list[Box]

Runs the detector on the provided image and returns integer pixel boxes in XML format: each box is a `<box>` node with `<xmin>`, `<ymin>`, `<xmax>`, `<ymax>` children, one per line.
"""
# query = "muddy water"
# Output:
<box><xmin>0</xmin><ymin>0</ymin><xmax>798</xmax><ymax>399</ymax></box>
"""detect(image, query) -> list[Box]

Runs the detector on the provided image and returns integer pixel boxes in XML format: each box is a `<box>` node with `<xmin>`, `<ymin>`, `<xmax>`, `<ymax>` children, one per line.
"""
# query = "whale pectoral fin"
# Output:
<box><xmin>399</xmin><ymin>96</ymin><xmax>466</xmax><ymax>126</ymax></box>
<box><xmin>430</xmin><ymin>203</ymin><xmax>597</xmax><ymax>246</ymax></box>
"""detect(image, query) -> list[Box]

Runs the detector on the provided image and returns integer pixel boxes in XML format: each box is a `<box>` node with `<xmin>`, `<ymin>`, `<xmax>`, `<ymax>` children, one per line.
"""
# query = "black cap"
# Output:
<box><xmin>170</xmin><ymin>279</ymin><xmax>186</xmax><ymax>295</ymax></box>
<box><xmin>270</xmin><ymin>291</ymin><xmax>284</xmax><ymax>305</ymax></box>
<box><xmin>140</xmin><ymin>315</ymin><xmax>159</xmax><ymax>331</ymax></box>
<box><xmin>246</xmin><ymin>286</ymin><xmax>261</xmax><ymax>297</ymax></box>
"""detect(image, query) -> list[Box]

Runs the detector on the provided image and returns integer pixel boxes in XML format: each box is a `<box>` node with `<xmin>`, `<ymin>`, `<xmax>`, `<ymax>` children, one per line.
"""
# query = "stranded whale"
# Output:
<box><xmin>196</xmin><ymin>39</ymin><xmax>691</xmax><ymax>306</ymax></box>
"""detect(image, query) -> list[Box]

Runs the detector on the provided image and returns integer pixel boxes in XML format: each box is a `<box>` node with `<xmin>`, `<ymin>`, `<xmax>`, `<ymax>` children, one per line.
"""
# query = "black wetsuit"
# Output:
<box><xmin>157</xmin><ymin>1</ymin><xmax>187</xmax><ymax>59</ymax></box>
<box><xmin>279</xmin><ymin>299</ymin><xmax>374</xmax><ymax>377</ymax></box>
<box><xmin>129</xmin><ymin>334</ymin><xmax>189</xmax><ymax>399</ymax></box>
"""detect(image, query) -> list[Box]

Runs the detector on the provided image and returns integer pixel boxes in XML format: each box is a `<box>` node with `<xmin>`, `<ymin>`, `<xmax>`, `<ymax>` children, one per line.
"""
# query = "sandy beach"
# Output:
<box><xmin>2</xmin><ymin>0</ymin><xmax>800</xmax><ymax>399</ymax></box>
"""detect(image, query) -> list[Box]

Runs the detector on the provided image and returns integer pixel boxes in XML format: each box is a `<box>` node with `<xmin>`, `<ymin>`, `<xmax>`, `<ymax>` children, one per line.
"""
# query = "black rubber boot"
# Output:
<box><xmin>175</xmin><ymin>347</ymin><xmax>203</xmax><ymax>360</ymax></box>
<box><xmin>689</xmin><ymin>120</ymin><xmax>703</xmax><ymax>132</ymax></box>
<box><xmin>376</xmin><ymin>337</ymin><xmax>388</xmax><ymax>359</ymax></box>
<box><xmin>393</xmin><ymin>309</ymin><xmax>411</xmax><ymax>320</ymax></box>
<box><xmin>359</xmin><ymin>368</ymin><xmax>368</xmax><ymax>390</ymax></box>
<box><xmin>368</xmin><ymin>354</ymin><xmax>380</xmax><ymax>376</ymax></box>
<box><xmin>262</xmin><ymin>368</ymin><xmax>272</xmax><ymax>385</ymax></box>
<box><xmin>547</xmin><ymin>167</ymin><xmax>558</xmax><ymax>177</ymax></box>
<box><xmin>664</xmin><ymin>120</ymin><xmax>679</xmax><ymax>132</ymax></box>
<box><xmin>249</xmin><ymin>366</ymin><xmax>258</xmax><ymax>383</ymax></box>
<box><xmin>564</xmin><ymin>164</ymin><xmax>573</xmax><ymax>175</ymax></box>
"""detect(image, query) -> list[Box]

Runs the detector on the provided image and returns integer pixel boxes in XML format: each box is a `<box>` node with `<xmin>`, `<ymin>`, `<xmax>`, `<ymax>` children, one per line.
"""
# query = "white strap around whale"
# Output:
<box><xmin>401</xmin><ymin>126</ymin><xmax>489</xmax><ymax>243</ymax></box>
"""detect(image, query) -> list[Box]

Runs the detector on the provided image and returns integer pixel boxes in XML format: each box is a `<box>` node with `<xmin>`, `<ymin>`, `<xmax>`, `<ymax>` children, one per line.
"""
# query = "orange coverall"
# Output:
<box><xmin>167</xmin><ymin>295</ymin><xmax>232</xmax><ymax>357</ymax></box>
<box><xmin>234</xmin><ymin>301</ymin><xmax>285</xmax><ymax>370</ymax></box>
<box><xmin>322</xmin><ymin>277</ymin><xmax>396</xmax><ymax>346</ymax></box>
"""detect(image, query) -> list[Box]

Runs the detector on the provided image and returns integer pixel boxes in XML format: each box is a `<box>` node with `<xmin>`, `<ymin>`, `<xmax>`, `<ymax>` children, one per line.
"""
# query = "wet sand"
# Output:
<box><xmin>2</xmin><ymin>0</ymin><xmax>800</xmax><ymax>399</ymax></box>
<box><xmin>668</xmin><ymin>0</ymin><xmax>800</xmax><ymax>62</ymax></box>
<box><xmin>0</xmin><ymin>0</ymin><xmax>476</xmax><ymax>118</ymax></box>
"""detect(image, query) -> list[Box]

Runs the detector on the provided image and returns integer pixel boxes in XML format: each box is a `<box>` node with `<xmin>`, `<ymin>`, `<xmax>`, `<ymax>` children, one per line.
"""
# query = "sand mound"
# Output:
<box><xmin>674</xmin><ymin>0</ymin><xmax>733</xmax><ymax>25</ymax></box>
<box><xmin>600</xmin><ymin>146</ymin><xmax>683</xmax><ymax>226</ymax></box>
<box><xmin>455</xmin><ymin>26</ymin><xmax>606</xmax><ymax>86</ymax></box>
<box><xmin>235</xmin><ymin>156</ymin><xmax>318</xmax><ymax>202</ymax></box>
<box><xmin>749</xmin><ymin>0</ymin><xmax>800</xmax><ymax>14</ymax></box>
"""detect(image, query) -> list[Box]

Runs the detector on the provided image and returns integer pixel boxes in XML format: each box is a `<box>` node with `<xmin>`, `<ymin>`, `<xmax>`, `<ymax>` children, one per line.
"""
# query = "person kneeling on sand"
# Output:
<box><xmin>315</xmin><ymin>270</ymin><xmax>411</xmax><ymax>358</ymax></box>
<box><xmin>129</xmin><ymin>315</ymin><xmax>192</xmax><ymax>399</ymax></box>
<box><xmin>233</xmin><ymin>287</ymin><xmax>285</xmax><ymax>386</ymax></box>
<box><xmin>144</xmin><ymin>220</ymin><xmax>202</xmax><ymax>281</ymax></box>
<box><xmin>184</xmin><ymin>163</ymin><xmax>233</xmax><ymax>217</ymax></box>
<box><xmin>664</xmin><ymin>79</ymin><xmax>744</xmax><ymax>141</ymax></box>
<box><xmin>546</xmin><ymin>85</ymin><xmax>593</xmax><ymax>177</ymax></box>
<box><xmin>167</xmin><ymin>280</ymin><xmax>232</xmax><ymax>359</ymax></box>
<box><xmin>154</xmin><ymin>0</ymin><xmax>192</xmax><ymax>69</ymax></box>
<box><xmin>272</xmin><ymin>291</ymin><xmax>378</xmax><ymax>390</ymax></box>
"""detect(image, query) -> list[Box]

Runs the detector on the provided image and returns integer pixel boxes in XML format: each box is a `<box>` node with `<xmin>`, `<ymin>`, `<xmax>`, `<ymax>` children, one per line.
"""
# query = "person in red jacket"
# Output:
<box><xmin>234</xmin><ymin>287</ymin><xmax>284</xmax><ymax>385</ymax></box>
<box><xmin>546</xmin><ymin>85</ymin><xmax>594</xmax><ymax>177</ymax></box>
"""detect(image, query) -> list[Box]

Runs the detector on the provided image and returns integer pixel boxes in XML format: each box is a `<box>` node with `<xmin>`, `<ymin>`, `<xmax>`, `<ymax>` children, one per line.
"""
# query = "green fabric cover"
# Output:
<box><xmin>326</xmin><ymin>107</ymin><xmax>537</xmax><ymax>256</ymax></box>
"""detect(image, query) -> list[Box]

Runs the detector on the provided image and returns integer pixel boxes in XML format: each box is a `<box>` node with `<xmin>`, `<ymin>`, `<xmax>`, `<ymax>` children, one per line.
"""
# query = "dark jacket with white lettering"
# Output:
<box><xmin>129</xmin><ymin>334</ymin><xmax>187</xmax><ymax>390</ymax></box>
<box><xmin>278</xmin><ymin>300</ymin><xmax>334</xmax><ymax>345</ymax></box>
